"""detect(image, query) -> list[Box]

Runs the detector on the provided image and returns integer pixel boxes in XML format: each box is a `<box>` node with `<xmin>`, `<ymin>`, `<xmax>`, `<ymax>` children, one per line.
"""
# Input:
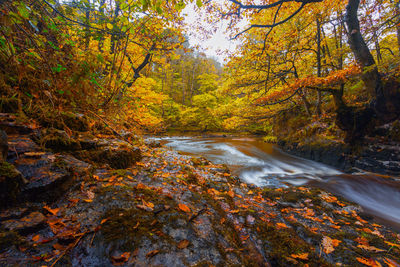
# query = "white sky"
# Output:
<box><xmin>182</xmin><ymin>2</ymin><xmax>246</xmax><ymax>64</ymax></box>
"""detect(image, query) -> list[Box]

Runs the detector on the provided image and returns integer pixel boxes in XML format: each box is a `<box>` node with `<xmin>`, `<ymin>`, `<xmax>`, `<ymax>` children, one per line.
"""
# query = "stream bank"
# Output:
<box><xmin>0</xmin><ymin>114</ymin><xmax>400</xmax><ymax>266</ymax></box>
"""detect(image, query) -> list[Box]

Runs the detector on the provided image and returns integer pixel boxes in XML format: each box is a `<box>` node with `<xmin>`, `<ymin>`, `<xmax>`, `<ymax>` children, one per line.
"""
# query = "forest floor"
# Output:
<box><xmin>1</xmin><ymin>112</ymin><xmax>400</xmax><ymax>267</ymax></box>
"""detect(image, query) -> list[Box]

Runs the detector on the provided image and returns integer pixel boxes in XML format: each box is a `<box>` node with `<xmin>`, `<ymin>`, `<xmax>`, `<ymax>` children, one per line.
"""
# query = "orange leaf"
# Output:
<box><xmin>43</xmin><ymin>205</ymin><xmax>60</xmax><ymax>216</ymax></box>
<box><xmin>223</xmin><ymin>173</ymin><xmax>230</xmax><ymax>177</ymax></box>
<box><xmin>32</xmin><ymin>234</ymin><xmax>40</xmax><ymax>242</ymax></box>
<box><xmin>356</xmin><ymin>257</ymin><xmax>381</xmax><ymax>267</ymax></box>
<box><xmin>178</xmin><ymin>203</ymin><xmax>191</xmax><ymax>213</ymax></box>
<box><xmin>276</xmin><ymin>223</ymin><xmax>289</xmax><ymax>229</ymax></box>
<box><xmin>146</xmin><ymin>250</ymin><xmax>159</xmax><ymax>258</ymax></box>
<box><xmin>357</xmin><ymin>245</ymin><xmax>385</xmax><ymax>252</ymax></box>
<box><xmin>290</xmin><ymin>253</ymin><xmax>309</xmax><ymax>260</ymax></box>
<box><xmin>177</xmin><ymin>239</ymin><xmax>190</xmax><ymax>249</ymax></box>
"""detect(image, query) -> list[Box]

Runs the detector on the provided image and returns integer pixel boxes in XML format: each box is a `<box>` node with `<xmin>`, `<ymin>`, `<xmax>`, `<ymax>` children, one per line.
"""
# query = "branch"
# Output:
<box><xmin>232</xmin><ymin>3</ymin><xmax>306</xmax><ymax>39</ymax></box>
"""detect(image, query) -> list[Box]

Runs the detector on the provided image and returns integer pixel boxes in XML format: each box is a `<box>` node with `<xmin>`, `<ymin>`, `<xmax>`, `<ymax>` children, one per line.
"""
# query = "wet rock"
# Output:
<box><xmin>6</xmin><ymin>135</ymin><xmax>40</xmax><ymax>163</ymax></box>
<box><xmin>0</xmin><ymin>113</ymin><xmax>35</xmax><ymax>135</ymax></box>
<box><xmin>1</xmin><ymin>212</ymin><xmax>46</xmax><ymax>235</ymax></box>
<box><xmin>0</xmin><ymin>161</ymin><xmax>26</xmax><ymax>208</ymax></box>
<box><xmin>0</xmin><ymin>130</ymin><xmax>7</xmax><ymax>161</ymax></box>
<box><xmin>15</xmin><ymin>153</ymin><xmax>90</xmax><ymax>202</ymax></box>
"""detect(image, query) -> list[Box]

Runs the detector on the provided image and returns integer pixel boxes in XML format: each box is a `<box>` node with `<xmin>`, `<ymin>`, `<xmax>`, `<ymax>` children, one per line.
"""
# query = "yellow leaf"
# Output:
<box><xmin>290</xmin><ymin>253</ymin><xmax>308</xmax><ymax>260</ymax></box>
<box><xmin>322</xmin><ymin>236</ymin><xmax>341</xmax><ymax>254</ymax></box>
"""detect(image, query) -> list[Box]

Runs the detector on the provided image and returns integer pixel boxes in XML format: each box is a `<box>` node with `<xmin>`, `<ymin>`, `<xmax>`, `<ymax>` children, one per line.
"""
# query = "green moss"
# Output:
<box><xmin>60</xmin><ymin>112</ymin><xmax>89</xmax><ymax>132</ymax></box>
<box><xmin>0</xmin><ymin>161</ymin><xmax>20</xmax><ymax>179</ymax></box>
<box><xmin>0</xmin><ymin>162</ymin><xmax>23</xmax><ymax>206</ymax></box>
<box><xmin>254</xmin><ymin>222</ymin><xmax>315</xmax><ymax>266</ymax></box>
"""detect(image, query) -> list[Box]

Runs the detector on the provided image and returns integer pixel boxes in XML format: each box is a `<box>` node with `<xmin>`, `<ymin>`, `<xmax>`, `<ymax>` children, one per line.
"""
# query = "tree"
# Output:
<box><xmin>217</xmin><ymin>0</ymin><xmax>400</xmax><ymax>143</ymax></box>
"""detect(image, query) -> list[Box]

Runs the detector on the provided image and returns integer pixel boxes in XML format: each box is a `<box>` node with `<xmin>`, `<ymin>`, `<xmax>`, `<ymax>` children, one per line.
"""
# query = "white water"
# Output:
<box><xmin>149</xmin><ymin>136</ymin><xmax>400</xmax><ymax>229</ymax></box>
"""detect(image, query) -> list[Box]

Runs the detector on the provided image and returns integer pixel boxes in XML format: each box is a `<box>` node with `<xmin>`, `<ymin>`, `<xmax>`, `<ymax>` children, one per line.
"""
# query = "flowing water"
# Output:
<box><xmin>149</xmin><ymin>136</ymin><xmax>400</xmax><ymax>230</ymax></box>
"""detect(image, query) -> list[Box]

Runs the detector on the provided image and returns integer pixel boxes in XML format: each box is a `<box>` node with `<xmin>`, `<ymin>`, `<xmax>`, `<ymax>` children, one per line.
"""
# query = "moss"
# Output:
<box><xmin>282</xmin><ymin>191</ymin><xmax>308</xmax><ymax>203</ymax></box>
<box><xmin>77</xmin><ymin>146</ymin><xmax>141</xmax><ymax>169</ymax></box>
<box><xmin>101</xmin><ymin>190</ymin><xmax>183</xmax><ymax>251</ymax></box>
<box><xmin>0</xmin><ymin>97</ymin><xmax>21</xmax><ymax>113</ymax></box>
<box><xmin>254</xmin><ymin>222</ymin><xmax>316</xmax><ymax>266</ymax></box>
<box><xmin>0</xmin><ymin>162</ymin><xmax>24</xmax><ymax>207</ymax></box>
<box><xmin>110</xmin><ymin>169</ymin><xmax>128</xmax><ymax>177</ymax></box>
<box><xmin>60</xmin><ymin>112</ymin><xmax>89</xmax><ymax>132</ymax></box>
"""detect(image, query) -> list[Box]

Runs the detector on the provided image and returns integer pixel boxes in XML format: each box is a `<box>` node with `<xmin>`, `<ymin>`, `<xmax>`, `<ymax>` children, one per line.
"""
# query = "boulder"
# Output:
<box><xmin>0</xmin><ymin>161</ymin><xmax>26</xmax><ymax>208</ymax></box>
<box><xmin>0</xmin><ymin>130</ymin><xmax>7</xmax><ymax>161</ymax></box>
<box><xmin>1</xmin><ymin>212</ymin><xmax>46</xmax><ymax>235</ymax></box>
<box><xmin>39</xmin><ymin>128</ymin><xmax>81</xmax><ymax>151</ymax></box>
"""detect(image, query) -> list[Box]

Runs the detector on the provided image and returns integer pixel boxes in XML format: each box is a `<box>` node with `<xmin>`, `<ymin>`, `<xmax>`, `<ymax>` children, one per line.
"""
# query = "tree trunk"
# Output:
<box><xmin>315</xmin><ymin>17</ymin><xmax>322</xmax><ymax>116</ymax></box>
<box><xmin>334</xmin><ymin>0</ymin><xmax>400</xmax><ymax>143</ymax></box>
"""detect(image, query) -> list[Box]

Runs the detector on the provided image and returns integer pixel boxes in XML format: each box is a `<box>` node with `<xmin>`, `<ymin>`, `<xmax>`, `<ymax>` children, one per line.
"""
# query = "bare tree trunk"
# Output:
<box><xmin>315</xmin><ymin>17</ymin><xmax>322</xmax><ymax>116</ymax></box>
<box><xmin>110</xmin><ymin>2</ymin><xmax>120</xmax><ymax>54</ymax></box>
<box><xmin>84</xmin><ymin>0</ymin><xmax>90</xmax><ymax>50</ymax></box>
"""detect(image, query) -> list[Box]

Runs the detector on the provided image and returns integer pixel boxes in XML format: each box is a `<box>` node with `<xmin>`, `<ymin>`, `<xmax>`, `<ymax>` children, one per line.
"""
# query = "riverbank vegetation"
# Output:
<box><xmin>1</xmin><ymin>0</ymin><xmax>399</xmax><ymax>146</ymax></box>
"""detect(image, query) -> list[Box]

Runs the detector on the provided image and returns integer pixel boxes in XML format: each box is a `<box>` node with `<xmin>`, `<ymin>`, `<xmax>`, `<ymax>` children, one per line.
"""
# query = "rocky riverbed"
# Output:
<box><xmin>0</xmin><ymin>113</ymin><xmax>400</xmax><ymax>266</ymax></box>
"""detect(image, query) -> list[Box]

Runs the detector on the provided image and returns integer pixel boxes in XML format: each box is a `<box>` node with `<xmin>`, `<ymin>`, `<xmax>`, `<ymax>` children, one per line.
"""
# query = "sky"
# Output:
<box><xmin>182</xmin><ymin>2</ymin><xmax>246</xmax><ymax>64</ymax></box>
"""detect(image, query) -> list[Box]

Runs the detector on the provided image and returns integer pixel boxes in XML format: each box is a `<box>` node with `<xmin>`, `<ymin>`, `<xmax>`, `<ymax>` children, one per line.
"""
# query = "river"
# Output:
<box><xmin>149</xmin><ymin>136</ymin><xmax>400</xmax><ymax>230</ymax></box>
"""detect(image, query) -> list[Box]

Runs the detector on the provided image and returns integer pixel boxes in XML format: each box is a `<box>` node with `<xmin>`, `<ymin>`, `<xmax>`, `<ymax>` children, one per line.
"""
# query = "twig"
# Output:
<box><xmin>50</xmin><ymin>231</ymin><xmax>88</xmax><ymax>267</ymax></box>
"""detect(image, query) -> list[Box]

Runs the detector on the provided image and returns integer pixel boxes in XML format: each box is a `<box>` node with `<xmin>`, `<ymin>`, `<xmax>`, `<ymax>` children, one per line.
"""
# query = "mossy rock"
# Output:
<box><xmin>0</xmin><ymin>161</ymin><xmax>26</xmax><ymax>208</ymax></box>
<box><xmin>60</xmin><ymin>112</ymin><xmax>89</xmax><ymax>132</ymax></box>
<box><xmin>75</xmin><ymin>146</ymin><xmax>141</xmax><ymax>169</ymax></box>
<box><xmin>40</xmin><ymin>129</ymin><xmax>81</xmax><ymax>152</ymax></box>
<box><xmin>0</xmin><ymin>97</ymin><xmax>21</xmax><ymax>113</ymax></box>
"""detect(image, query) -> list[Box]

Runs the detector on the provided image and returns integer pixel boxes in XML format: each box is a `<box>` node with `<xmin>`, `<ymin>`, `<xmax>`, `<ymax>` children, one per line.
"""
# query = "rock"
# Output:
<box><xmin>0</xmin><ymin>97</ymin><xmax>21</xmax><ymax>113</ymax></box>
<box><xmin>74</xmin><ymin>140</ymin><xmax>141</xmax><ymax>169</ymax></box>
<box><xmin>61</xmin><ymin>112</ymin><xmax>89</xmax><ymax>132</ymax></box>
<box><xmin>146</xmin><ymin>140</ymin><xmax>161</xmax><ymax>148</ymax></box>
<box><xmin>0</xmin><ymin>161</ymin><xmax>26</xmax><ymax>208</ymax></box>
<box><xmin>0</xmin><ymin>113</ymin><xmax>35</xmax><ymax>135</ymax></box>
<box><xmin>15</xmin><ymin>153</ymin><xmax>90</xmax><ymax>202</ymax></box>
<box><xmin>0</xmin><ymin>130</ymin><xmax>7</xmax><ymax>161</ymax></box>
<box><xmin>6</xmin><ymin>135</ymin><xmax>40</xmax><ymax>163</ymax></box>
<box><xmin>40</xmin><ymin>128</ymin><xmax>81</xmax><ymax>151</ymax></box>
<box><xmin>1</xmin><ymin>212</ymin><xmax>46</xmax><ymax>235</ymax></box>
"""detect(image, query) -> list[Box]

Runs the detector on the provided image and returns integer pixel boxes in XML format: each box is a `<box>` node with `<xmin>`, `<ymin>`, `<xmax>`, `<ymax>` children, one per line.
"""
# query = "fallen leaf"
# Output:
<box><xmin>83</xmin><ymin>199</ymin><xmax>93</xmax><ymax>203</ymax></box>
<box><xmin>223</xmin><ymin>173</ymin><xmax>230</xmax><ymax>176</ymax></box>
<box><xmin>383</xmin><ymin>257</ymin><xmax>400</xmax><ymax>267</ymax></box>
<box><xmin>247</xmin><ymin>190</ymin><xmax>254</xmax><ymax>195</ymax></box>
<box><xmin>322</xmin><ymin>236</ymin><xmax>341</xmax><ymax>254</ymax></box>
<box><xmin>356</xmin><ymin>257</ymin><xmax>382</xmax><ymax>267</ymax></box>
<box><xmin>100</xmin><ymin>218</ymin><xmax>109</xmax><ymax>224</ymax></box>
<box><xmin>111</xmin><ymin>252</ymin><xmax>131</xmax><ymax>265</ymax></box>
<box><xmin>177</xmin><ymin>239</ymin><xmax>190</xmax><ymax>249</ymax></box>
<box><xmin>43</xmin><ymin>205</ymin><xmax>60</xmax><ymax>216</ymax></box>
<box><xmin>385</xmin><ymin>241</ymin><xmax>400</xmax><ymax>249</ymax></box>
<box><xmin>146</xmin><ymin>250</ymin><xmax>159</xmax><ymax>258</ymax></box>
<box><xmin>178</xmin><ymin>203</ymin><xmax>191</xmax><ymax>213</ymax></box>
<box><xmin>32</xmin><ymin>234</ymin><xmax>40</xmax><ymax>242</ymax></box>
<box><xmin>53</xmin><ymin>243</ymin><xmax>65</xmax><ymax>251</ymax></box>
<box><xmin>24</xmin><ymin>152</ymin><xmax>46</xmax><ymax>157</ymax></box>
<box><xmin>143</xmin><ymin>200</ymin><xmax>154</xmax><ymax>210</ymax></box>
<box><xmin>290</xmin><ymin>253</ymin><xmax>309</xmax><ymax>260</ymax></box>
<box><xmin>276</xmin><ymin>223</ymin><xmax>289</xmax><ymax>229</ymax></box>
<box><xmin>357</xmin><ymin>244</ymin><xmax>385</xmax><ymax>252</ymax></box>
